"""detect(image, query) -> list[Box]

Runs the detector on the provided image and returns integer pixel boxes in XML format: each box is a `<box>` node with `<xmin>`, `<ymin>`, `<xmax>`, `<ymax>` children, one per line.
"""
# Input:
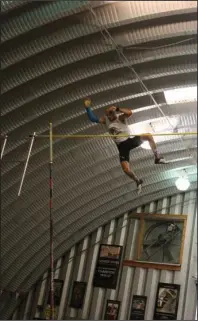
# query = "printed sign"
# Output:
<box><xmin>130</xmin><ymin>295</ymin><xmax>147</xmax><ymax>320</ymax></box>
<box><xmin>104</xmin><ymin>300</ymin><xmax>120</xmax><ymax>320</ymax></box>
<box><xmin>153</xmin><ymin>282</ymin><xmax>180</xmax><ymax>320</ymax></box>
<box><xmin>93</xmin><ymin>244</ymin><xmax>123</xmax><ymax>289</ymax></box>
<box><xmin>69</xmin><ymin>281</ymin><xmax>87</xmax><ymax>309</ymax></box>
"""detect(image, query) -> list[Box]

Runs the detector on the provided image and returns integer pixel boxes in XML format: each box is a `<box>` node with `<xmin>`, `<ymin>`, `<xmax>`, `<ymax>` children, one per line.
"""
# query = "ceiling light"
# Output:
<box><xmin>164</xmin><ymin>86</ymin><xmax>197</xmax><ymax>104</ymax></box>
<box><xmin>132</xmin><ymin>105</ymin><xmax>157</xmax><ymax>113</ymax></box>
<box><xmin>175</xmin><ymin>177</ymin><xmax>190</xmax><ymax>191</ymax></box>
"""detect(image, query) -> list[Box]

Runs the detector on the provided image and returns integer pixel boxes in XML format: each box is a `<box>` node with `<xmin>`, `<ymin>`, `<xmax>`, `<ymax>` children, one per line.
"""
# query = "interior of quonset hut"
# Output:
<box><xmin>1</xmin><ymin>1</ymin><xmax>197</xmax><ymax>320</ymax></box>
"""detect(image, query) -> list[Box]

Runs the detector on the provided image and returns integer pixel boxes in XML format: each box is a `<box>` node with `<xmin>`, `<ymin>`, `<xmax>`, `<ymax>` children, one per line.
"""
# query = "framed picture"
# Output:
<box><xmin>123</xmin><ymin>214</ymin><xmax>187</xmax><ymax>270</ymax></box>
<box><xmin>130</xmin><ymin>295</ymin><xmax>147</xmax><ymax>320</ymax></box>
<box><xmin>93</xmin><ymin>244</ymin><xmax>123</xmax><ymax>289</ymax></box>
<box><xmin>69</xmin><ymin>281</ymin><xmax>87</xmax><ymax>309</ymax></box>
<box><xmin>153</xmin><ymin>282</ymin><xmax>180</xmax><ymax>320</ymax></box>
<box><xmin>104</xmin><ymin>300</ymin><xmax>120</xmax><ymax>320</ymax></box>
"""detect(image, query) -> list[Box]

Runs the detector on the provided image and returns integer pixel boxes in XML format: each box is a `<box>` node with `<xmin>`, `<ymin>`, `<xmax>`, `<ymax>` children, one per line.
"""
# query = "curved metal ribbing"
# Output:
<box><xmin>2</xmin><ymin>62</ymin><xmax>197</xmax><ymax>135</ymax></box>
<box><xmin>1</xmin><ymin>43</ymin><xmax>196</xmax><ymax>115</ymax></box>
<box><xmin>1</xmin><ymin>0</ymin><xmax>30</xmax><ymax>12</ymax></box>
<box><xmin>1</xmin><ymin>72</ymin><xmax>197</xmax><ymax>144</ymax></box>
<box><xmin>2</xmin><ymin>1</ymin><xmax>197</xmax><ymax>43</ymax></box>
<box><xmin>2</xmin><ymin>20</ymin><xmax>197</xmax><ymax>93</ymax></box>
<box><xmin>1</xmin><ymin>2</ymin><xmax>197</xmax><ymax>318</ymax></box>
<box><xmin>1</xmin><ymin>1</ymin><xmax>90</xmax><ymax>42</ymax></box>
<box><xmin>1</xmin><ymin>45</ymin><xmax>196</xmax><ymax>118</ymax></box>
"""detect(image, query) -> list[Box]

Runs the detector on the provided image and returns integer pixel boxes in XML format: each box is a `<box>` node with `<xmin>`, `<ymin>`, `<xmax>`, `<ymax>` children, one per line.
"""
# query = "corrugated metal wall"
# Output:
<box><xmin>13</xmin><ymin>191</ymin><xmax>197</xmax><ymax>320</ymax></box>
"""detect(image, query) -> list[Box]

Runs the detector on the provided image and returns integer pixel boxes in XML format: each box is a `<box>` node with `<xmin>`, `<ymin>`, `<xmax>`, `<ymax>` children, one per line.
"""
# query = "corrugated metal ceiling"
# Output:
<box><xmin>1</xmin><ymin>0</ymin><xmax>197</xmax><ymax>308</ymax></box>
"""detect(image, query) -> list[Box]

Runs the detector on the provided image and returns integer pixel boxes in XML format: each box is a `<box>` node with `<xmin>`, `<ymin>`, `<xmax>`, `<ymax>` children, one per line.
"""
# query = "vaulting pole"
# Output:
<box><xmin>49</xmin><ymin>123</ymin><xmax>54</xmax><ymax>320</ymax></box>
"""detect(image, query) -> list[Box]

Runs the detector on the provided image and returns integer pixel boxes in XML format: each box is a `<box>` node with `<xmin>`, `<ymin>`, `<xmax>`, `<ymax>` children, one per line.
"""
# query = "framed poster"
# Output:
<box><xmin>69</xmin><ymin>281</ymin><xmax>87</xmax><ymax>309</ymax></box>
<box><xmin>93</xmin><ymin>244</ymin><xmax>123</xmax><ymax>289</ymax></box>
<box><xmin>123</xmin><ymin>214</ymin><xmax>187</xmax><ymax>271</ymax></box>
<box><xmin>47</xmin><ymin>279</ymin><xmax>63</xmax><ymax>306</ymax></box>
<box><xmin>153</xmin><ymin>282</ymin><xmax>180</xmax><ymax>320</ymax></box>
<box><xmin>104</xmin><ymin>300</ymin><xmax>120</xmax><ymax>320</ymax></box>
<box><xmin>130</xmin><ymin>295</ymin><xmax>147</xmax><ymax>320</ymax></box>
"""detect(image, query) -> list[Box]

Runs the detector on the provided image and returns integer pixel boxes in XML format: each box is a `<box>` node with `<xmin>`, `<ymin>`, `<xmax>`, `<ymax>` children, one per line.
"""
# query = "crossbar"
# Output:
<box><xmin>31</xmin><ymin>132</ymin><xmax>197</xmax><ymax>138</ymax></box>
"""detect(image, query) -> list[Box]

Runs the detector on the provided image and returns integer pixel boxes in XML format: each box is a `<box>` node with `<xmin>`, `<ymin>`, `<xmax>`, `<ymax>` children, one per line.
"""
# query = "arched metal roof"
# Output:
<box><xmin>1</xmin><ymin>1</ymin><xmax>197</xmax><ymax>312</ymax></box>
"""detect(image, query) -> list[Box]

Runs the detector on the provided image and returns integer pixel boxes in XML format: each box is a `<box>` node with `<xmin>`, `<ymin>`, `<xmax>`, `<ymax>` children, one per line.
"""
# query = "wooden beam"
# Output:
<box><xmin>123</xmin><ymin>260</ymin><xmax>181</xmax><ymax>271</ymax></box>
<box><xmin>129</xmin><ymin>213</ymin><xmax>187</xmax><ymax>221</ymax></box>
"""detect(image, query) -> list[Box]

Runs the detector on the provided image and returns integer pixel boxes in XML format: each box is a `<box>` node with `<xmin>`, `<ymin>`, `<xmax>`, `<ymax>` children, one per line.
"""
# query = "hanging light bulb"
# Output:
<box><xmin>175</xmin><ymin>177</ymin><xmax>190</xmax><ymax>191</ymax></box>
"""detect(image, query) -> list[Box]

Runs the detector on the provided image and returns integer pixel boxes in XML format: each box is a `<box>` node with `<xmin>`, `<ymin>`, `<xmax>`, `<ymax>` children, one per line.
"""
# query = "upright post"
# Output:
<box><xmin>49</xmin><ymin>123</ymin><xmax>54</xmax><ymax>320</ymax></box>
<box><xmin>1</xmin><ymin>135</ymin><xmax>8</xmax><ymax>159</ymax></box>
<box><xmin>18</xmin><ymin>132</ymin><xmax>36</xmax><ymax>196</ymax></box>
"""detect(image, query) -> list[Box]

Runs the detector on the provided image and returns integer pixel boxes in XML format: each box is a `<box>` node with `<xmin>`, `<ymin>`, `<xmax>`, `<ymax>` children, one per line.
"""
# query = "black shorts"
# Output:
<box><xmin>117</xmin><ymin>136</ymin><xmax>142</xmax><ymax>162</ymax></box>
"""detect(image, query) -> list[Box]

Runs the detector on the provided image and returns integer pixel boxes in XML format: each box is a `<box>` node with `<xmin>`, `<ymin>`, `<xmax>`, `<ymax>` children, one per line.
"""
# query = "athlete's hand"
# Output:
<box><xmin>84</xmin><ymin>98</ymin><xmax>92</xmax><ymax>108</ymax></box>
<box><xmin>107</xmin><ymin>106</ymin><xmax>117</xmax><ymax>113</ymax></box>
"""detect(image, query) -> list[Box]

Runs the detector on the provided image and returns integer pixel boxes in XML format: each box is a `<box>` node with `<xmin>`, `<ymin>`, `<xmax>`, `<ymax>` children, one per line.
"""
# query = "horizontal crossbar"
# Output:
<box><xmin>1</xmin><ymin>132</ymin><xmax>197</xmax><ymax>139</ymax></box>
<box><xmin>32</xmin><ymin>132</ymin><xmax>197</xmax><ymax>138</ymax></box>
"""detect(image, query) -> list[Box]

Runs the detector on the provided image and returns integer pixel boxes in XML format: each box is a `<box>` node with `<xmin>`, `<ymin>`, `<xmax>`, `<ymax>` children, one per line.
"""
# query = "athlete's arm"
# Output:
<box><xmin>84</xmin><ymin>98</ymin><xmax>106</xmax><ymax>124</ymax></box>
<box><xmin>114</xmin><ymin>106</ymin><xmax>132</xmax><ymax>121</ymax></box>
<box><xmin>98</xmin><ymin>116</ymin><xmax>106</xmax><ymax>124</ymax></box>
<box><xmin>118</xmin><ymin>108</ymin><xmax>132</xmax><ymax>116</ymax></box>
<box><xmin>109</xmin><ymin>106</ymin><xmax>132</xmax><ymax>118</ymax></box>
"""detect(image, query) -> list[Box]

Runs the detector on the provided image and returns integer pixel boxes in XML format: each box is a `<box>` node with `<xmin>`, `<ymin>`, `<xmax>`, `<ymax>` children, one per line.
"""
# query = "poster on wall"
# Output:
<box><xmin>153</xmin><ymin>282</ymin><xmax>180</xmax><ymax>320</ymax></box>
<box><xmin>93</xmin><ymin>244</ymin><xmax>122</xmax><ymax>289</ymax></box>
<box><xmin>130</xmin><ymin>295</ymin><xmax>147</xmax><ymax>320</ymax></box>
<box><xmin>69</xmin><ymin>281</ymin><xmax>87</xmax><ymax>309</ymax></box>
<box><xmin>104</xmin><ymin>300</ymin><xmax>120</xmax><ymax>320</ymax></box>
<box><xmin>93</xmin><ymin>244</ymin><xmax>123</xmax><ymax>289</ymax></box>
<box><xmin>47</xmin><ymin>279</ymin><xmax>63</xmax><ymax>306</ymax></box>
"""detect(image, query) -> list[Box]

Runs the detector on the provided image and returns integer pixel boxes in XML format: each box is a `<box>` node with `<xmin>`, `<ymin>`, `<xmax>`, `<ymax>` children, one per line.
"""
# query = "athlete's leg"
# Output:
<box><xmin>121</xmin><ymin>161</ymin><xmax>139</xmax><ymax>182</ymax></box>
<box><xmin>140</xmin><ymin>133</ymin><xmax>167</xmax><ymax>164</ymax></box>
<box><xmin>120</xmin><ymin>161</ymin><xmax>143</xmax><ymax>193</ymax></box>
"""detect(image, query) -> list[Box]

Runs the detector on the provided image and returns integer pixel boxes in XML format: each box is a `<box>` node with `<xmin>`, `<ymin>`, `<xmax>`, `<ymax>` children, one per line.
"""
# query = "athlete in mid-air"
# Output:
<box><xmin>84</xmin><ymin>98</ymin><xmax>167</xmax><ymax>193</ymax></box>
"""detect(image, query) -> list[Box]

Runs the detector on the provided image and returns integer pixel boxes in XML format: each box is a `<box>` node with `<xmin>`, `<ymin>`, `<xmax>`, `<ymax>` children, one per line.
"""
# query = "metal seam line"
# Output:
<box><xmin>125</xmin><ymin>37</ymin><xmax>196</xmax><ymax>50</ymax></box>
<box><xmin>88</xmin><ymin>5</ymin><xmax>197</xmax><ymax>166</ymax></box>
